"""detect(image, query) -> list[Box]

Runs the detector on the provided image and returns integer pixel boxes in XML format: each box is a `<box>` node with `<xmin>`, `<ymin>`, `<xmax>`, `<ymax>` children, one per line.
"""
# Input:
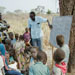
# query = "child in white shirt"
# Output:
<box><xmin>52</xmin><ymin>48</ymin><xmax>67</xmax><ymax>75</ymax></box>
<box><xmin>56</xmin><ymin>35</ymin><xmax>70</xmax><ymax>64</ymax></box>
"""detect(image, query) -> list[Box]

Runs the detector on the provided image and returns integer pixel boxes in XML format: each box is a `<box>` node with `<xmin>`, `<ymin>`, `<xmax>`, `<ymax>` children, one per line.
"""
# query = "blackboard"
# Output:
<box><xmin>50</xmin><ymin>16</ymin><xmax>72</xmax><ymax>48</ymax></box>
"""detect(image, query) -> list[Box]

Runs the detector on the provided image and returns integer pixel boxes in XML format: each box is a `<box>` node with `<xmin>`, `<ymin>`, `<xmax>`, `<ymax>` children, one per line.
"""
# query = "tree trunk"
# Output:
<box><xmin>59</xmin><ymin>0</ymin><xmax>75</xmax><ymax>73</ymax></box>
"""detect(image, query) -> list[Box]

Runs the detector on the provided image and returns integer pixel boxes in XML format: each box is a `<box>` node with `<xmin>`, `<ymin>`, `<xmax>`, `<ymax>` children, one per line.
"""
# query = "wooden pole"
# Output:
<box><xmin>50</xmin><ymin>43</ymin><xmax>54</xmax><ymax>70</ymax></box>
<box><xmin>51</xmin><ymin>46</ymin><xmax>54</xmax><ymax>70</ymax></box>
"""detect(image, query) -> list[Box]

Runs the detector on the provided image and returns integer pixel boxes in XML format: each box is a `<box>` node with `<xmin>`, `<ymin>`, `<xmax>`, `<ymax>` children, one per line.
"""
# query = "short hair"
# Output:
<box><xmin>25</xmin><ymin>27</ymin><xmax>29</xmax><ymax>30</ymax></box>
<box><xmin>53</xmin><ymin>48</ymin><xmax>65</xmax><ymax>63</ymax></box>
<box><xmin>9</xmin><ymin>48</ymin><xmax>15</xmax><ymax>56</ymax></box>
<box><xmin>8</xmin><ymin>32</ymin><xmax>13</xmax><ymax>37</ymax></box>
<box><xmin>19</xmin><ymin>35</ymin><xmax>24</xmax><ymax>40</ymax></box>
<box><xmin>30</xmin><ymin>11</ymin><xmax>36</xmax><ymax>16</ymax></box>
<box><xmin>56</xmin><ymin>35</ymin><xmax>64</xmax><ymax>47</ymax></box>
<box><xmin>15</xmin><ymin>33</ymin><xmax>19</xmax><ymax>37</ymax></box>
<box><xmin>37</xmin><ymin>51</ymin><xmax>47</xmax><ymax>63</ymax></box>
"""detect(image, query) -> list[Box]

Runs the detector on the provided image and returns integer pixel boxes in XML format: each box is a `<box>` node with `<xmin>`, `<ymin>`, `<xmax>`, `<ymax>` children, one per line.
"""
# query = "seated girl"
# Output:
<box><xmin>1</xmin><ymin>51</ymin><xmax>22</xmax><ymax>75</ymax></box>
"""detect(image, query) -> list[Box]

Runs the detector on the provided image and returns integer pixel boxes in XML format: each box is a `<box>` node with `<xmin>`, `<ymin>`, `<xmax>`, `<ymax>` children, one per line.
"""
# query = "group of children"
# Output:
<box><xmin>28</xmin><ymin>35</ymin><xmax>70</xmax><ymax>75</ymax></box>
<box><xmin>0</xmin><ymin>26</ymin><xmax>70</xmax><ymax>75</ymax></box>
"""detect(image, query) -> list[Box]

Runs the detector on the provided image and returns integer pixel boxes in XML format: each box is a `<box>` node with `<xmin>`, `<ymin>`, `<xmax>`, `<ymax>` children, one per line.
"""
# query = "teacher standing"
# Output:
<box><xmin>28</xmin><ymin>11</ymin><xmax>52</xmax><ymax>51</ymax></box>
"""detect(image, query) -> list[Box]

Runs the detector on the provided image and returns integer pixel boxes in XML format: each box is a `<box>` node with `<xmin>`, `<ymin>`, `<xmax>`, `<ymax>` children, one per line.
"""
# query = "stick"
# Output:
<box><xmin>49</xmin><ymin>43</ymin><xmax>54</xmax><ymax>70</ymax></box>
<box><xmin>52</xmin><ymin>46</ymin><xmax>54</xmax><ymax>70</ymax></box>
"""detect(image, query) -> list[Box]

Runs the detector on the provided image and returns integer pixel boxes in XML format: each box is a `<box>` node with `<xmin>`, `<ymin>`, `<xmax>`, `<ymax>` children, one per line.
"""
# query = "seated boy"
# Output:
<box><xmin>0</xmin><ymin>49</ymin><xmax>21</xmax><ymax>75</ymax></box>
<box><xmin>15</xmin><ymin>33</ymin><xmax>19</xmax><ymax>41</ymax></box>
<box><xmin>56</xmin><ymin>35</ymin><xmax>70</xmax><ymax>64</ymax></box>
<box><xmin>29</xmin><ymin>51</ymin><xmax>50</xmax><ymax>75</ymax></box>
<box><xmin>2</xmin><ymin>54</ymin><xmax>22</xmax><ymax>75</ymax></box>
<box><xmin>52</xmin><ymin>48</ymin><xmax>67</xmax><ymax>75</ymax></box>
<box><xmin>9</xmin><ymin>32</ymin><xmax>16</xmax><ymax>45</ymax></box>
<box><xmin>30</xmin><ymin>47</ymin><xmax>39</xmax><ymax>67</ymax></box>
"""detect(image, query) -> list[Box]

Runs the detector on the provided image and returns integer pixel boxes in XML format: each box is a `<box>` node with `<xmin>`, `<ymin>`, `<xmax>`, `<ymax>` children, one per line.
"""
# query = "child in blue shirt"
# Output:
<box><xmin>30</xmin><ymin>47</ymin><xmax>39</xmax><ymax>67</ymax></box>
<box><xmin>0</xmin><ymin>37</ymin><xmax>5</xmax><ymax>56</ymax></box>
<box><xmin>29</xmin><ymin>51</ymin><xmax>50</xmax><ymax>75</ymax></box>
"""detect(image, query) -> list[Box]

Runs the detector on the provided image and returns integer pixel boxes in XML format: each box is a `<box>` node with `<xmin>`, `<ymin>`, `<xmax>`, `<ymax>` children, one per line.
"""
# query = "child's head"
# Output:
<box><xmin>19</xmin><ymin>35</ymin><xmax>24</xmax><ymax>41</ymax></box>
<box><xmin>9</xmin><ymin>48</ymin><xmax>15</xmax><ymax>57</ymax></box>
<box><xmin>53</xmin><ymin>48</ymin><xmax>65</xmax><ymax>64</ymax></box>
<box><xmin>25</xmin><ymin>28</ymin><xmax>29</xmax><ymax>33</ymax></box>
<box><xmin>9</xmin><ymin>32</ymin><xmax>14</xmax><ymax>40</ymax></box>
<box><xmin>15</xmin><ymin>33</ymin><xmax>19</xmax><ymax>41</ymax></box>
<box><xmin>30</xmin><ymin>47</ymin><xmax>38</xmax><ymax>59</ymax></box>
<box><xmin>37</xmin><ymin>51</ymin><xmax>47</xmax><ymax>64</ymax></box>
<box><xmin>56</xmin><ymin>35</ymin><xmax>64</xmax><ymax>47</ymax></box>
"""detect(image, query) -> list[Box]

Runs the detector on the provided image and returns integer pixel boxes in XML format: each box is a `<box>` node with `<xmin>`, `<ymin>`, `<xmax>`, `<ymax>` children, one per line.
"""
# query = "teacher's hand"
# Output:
<box><xmin>47</xmin><ymin>20</ymin><xmax>53</xmax><ymax>29</ymax></box>
<box><xmin>48</xmin><ymin>23</ymin><xmax>53</xmax><ymax>29</ymax></box>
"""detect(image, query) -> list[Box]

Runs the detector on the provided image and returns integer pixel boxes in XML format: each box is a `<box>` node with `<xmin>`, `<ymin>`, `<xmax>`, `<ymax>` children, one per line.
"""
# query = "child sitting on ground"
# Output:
<box><xmin>16</xmin><ymin>46</ymin><xmax>30</xmax><ymax>75</ymax></box>
<box><xmin>8</xmin><ymin>32</ymin><xmax>16</xmax><ymax>46</ymax></box>
<box><xmin>29</xmin><ymin>51</ymin><xmax>50</xmax><ymax>75</ymax></box>
<box><xmin>5</xmin><ymin>50</ymin><xmax>18</xmax><ymax>70</ymax></box>
<box><xmin>56</xmin><ymin>35</ymin><xmax>70</xmax><ymax>64</ymax></box>
<box><xmin>24</xmin><ymin>46</ymin><xmax>32</xmax><ymax>67</ymax></box>
<box><xmin>19</xmin><ymin>46</ymin><xmax>38</xmax><ymax>75</ymax></box>
<box><xmin>23</xmin><ymin>28</ymin><xmax>30</xmax><ymax>46</ymax></box>
<box><xmin>19</xmin><ymin>35</ymin><xmax>25</xmax><ymax>48</ymax></box>
<box><xmin>2</xmin><ymin>52</ymin><xmax>22</xmax><ymax>75</ymax></box>
<box><xmin>14</xmin><ymin>35</ymin><xmax>25</xmax><ymax>54</ymax></box>
<box><xmin>52</xmin><ymin>48</ymin><xmax>67</xmax><ymax>75</ymax></box>
<box><xmin>18</xmin><ymin>47</ymin><xmax>25</xmax><ymax>70</ymax></box>
<box><xmin>30</xmin><ymin>47</ymin><xmax>39</xmax><ymax>67</ymax></box>
<box><xmin>8</xmin><ymin>49</ymin><xmax>16</xmax><ymax>63</ymax></box>
<box><xmin>5</xmin><ymin>39</ymin><xmax>13</xmax><ymax>53</ymax></box>
<box><xmin>18</xmin><ymin>35</ymin><xmax>25</xmax><ymax>69</ymax></box>
<box><xmin>15</xmin><ymin>33</ymin><xmax>19</xmax><ymax>41</ymax></box>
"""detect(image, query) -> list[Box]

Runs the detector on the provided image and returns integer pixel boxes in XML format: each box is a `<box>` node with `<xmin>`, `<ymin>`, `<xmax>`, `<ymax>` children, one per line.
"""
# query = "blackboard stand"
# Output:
<box><xmin>50</xmin><ymin>43</ymin><xmax>54</xmax><ymax>70</ymax></box>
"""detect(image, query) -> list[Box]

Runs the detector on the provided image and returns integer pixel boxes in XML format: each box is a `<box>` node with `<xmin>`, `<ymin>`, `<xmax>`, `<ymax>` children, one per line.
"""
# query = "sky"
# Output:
<box><xmin>0</xmin><ymin>0</ymin><xmax>59</xmax><ymax>13</ymax></box>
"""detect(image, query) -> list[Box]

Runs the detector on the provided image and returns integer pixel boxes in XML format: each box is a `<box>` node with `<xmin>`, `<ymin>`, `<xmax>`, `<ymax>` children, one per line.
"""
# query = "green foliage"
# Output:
<box><xmin>47</xmin><ymin>9</ymin><xmax>51</xmax><ymax>14</ymax></box>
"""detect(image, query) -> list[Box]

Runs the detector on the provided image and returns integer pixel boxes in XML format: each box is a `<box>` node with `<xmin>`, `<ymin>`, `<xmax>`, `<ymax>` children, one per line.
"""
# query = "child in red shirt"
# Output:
<box><xmin>23</xmin><ymin>28</ymin><xmax>30</xmax><ymax>46</ymax></box>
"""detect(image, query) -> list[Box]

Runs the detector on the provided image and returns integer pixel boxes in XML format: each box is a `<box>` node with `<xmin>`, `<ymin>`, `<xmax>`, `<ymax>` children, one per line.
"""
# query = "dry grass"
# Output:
<box><xmin>3</xmin><ymin>13</ymin><xmax>59</xmax><ymax>50</ymax></box>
